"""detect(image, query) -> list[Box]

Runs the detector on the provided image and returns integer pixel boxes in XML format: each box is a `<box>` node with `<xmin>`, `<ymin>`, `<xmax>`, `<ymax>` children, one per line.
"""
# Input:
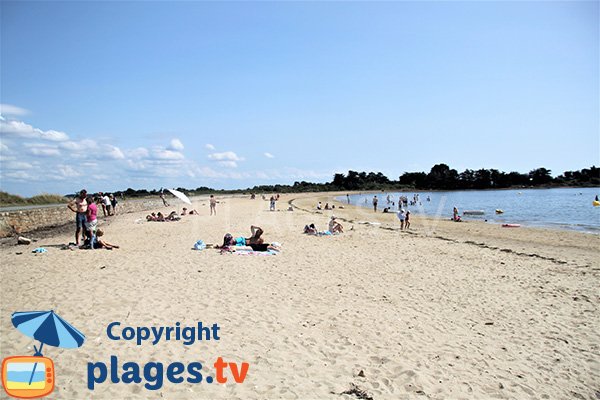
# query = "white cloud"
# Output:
<box><xmin>128</xmin><ymin>147</ymin><xmax>150</xmax><ymax>159</ymax></box>
<box><xmin>57</xmin><ymin>164</ymin><xmax>82</xmax><ymax>178</ymax></box>
<box><xmin>205</xmin><ymin>144</ymin><xmax>215</xmax><ymax>150</ymax></box>
<box><xmin>264</xmin><ymin>152</ymin><xmax>275</xmax><ymax>159</ymax></box>
<box><xmin>4</xmin><ymin>171</ymin><xmax>34</xmax><ymax>180</ymax></box>
<box><xmin>153</xmin><ymin>149</ymin><xmax>184</xmax><ymax>160</ymax></box>
<box><xmin>208</xmin><ymin>151</ymin><xmax>243</xmax><ymax>162</ymax></box>
<box><xmin>169</xmin><ymin>138</ymin><xmax>184</xmax><ymax>151</ymax></box>
<box><xmin>106</xmin><ymin>145</ymin><xmax>125</xmax><ymax>160</ymax></box>
<box><xmin>59</xmin><ymin>139</ymin><xmax>97</xmax><ymax>151</ymax></box>
<box><xmin>0</xmin><ymin>104</ymin><xmax>30</xmax><ymax>117</ymax></box>
<box><xmin>0</xmin><ymin>120</ymin><xmax>69</xmax><ymax>141</ymax></box>
<box><xmin>3</xmin><ymin>161</ymin><xmax>34</xmax><ymax>170</ymax></box>
<box><xmin>25</xmin><ymin>143</ymin><xmax>60</xmax><ymax>157</ymax></box>
<box><xmin>218</xmin><ymin>160</ymin><xmax>238</xmax><ymax>168</ymax></box>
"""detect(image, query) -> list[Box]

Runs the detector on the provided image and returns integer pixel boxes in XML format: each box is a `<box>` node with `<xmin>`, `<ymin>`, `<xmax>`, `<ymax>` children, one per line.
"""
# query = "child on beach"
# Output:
<box><xmin>405</xmin><ymin>210</ymin><xmax>411</xmax><ymax>229</ymax></box>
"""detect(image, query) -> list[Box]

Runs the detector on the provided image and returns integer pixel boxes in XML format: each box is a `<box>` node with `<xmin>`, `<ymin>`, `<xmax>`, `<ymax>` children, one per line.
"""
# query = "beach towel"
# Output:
<box><xmin>32</xmin><ymin>247</ymin><xmax>47</xmax><ymax>253</ymax></box>
<box><xmin>233</xmin><ymin>249</ymin><xmax>279</xmax><ymax>256</ymax></box>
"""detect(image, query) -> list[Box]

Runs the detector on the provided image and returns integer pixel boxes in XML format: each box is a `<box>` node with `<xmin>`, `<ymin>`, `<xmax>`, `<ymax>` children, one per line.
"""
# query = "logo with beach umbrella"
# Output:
<box><xmin>1</xmin><ymin>310</ymin><xmax>85</xmax><ymax>399</ymax></box>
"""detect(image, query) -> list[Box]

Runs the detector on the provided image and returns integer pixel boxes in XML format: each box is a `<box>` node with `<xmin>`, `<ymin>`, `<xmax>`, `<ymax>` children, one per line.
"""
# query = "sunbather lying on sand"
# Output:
<box><xmin>217</xmin><ymin>226</ymin><xmax>280</xmax><ymax>251</ymax></box>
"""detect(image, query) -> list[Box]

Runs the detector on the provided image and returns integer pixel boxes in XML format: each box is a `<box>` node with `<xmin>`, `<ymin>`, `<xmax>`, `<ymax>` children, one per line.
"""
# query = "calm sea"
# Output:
<box><xmin>338</xmin><ymin>187</ymin><xmax>600</xmax><ymax>233</ymax></box>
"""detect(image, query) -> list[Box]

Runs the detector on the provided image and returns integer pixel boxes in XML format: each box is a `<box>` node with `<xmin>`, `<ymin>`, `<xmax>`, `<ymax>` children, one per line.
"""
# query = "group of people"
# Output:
<box><xmin>147</xmin><ymin>207</ymin><xmax>201</xmax><ymax>221</ymax></box>
<box><xmin>67</xmin><ymin>189</ymin><xmax>119</xmax><ymax>249</ymax></box>
<box><xmin>303</xmin><ymin>216</ymin><xmax>344</xmax><ymax>235</ymax></box>
<box><xmin>217</xmin><ymin>225</ymin><xmax>279</xmax><ymax>252</ymax></box>
<box><xmin>316</xmin><ymin>202</ymin><xmax>337</xmax><ymax>211</ymax></box>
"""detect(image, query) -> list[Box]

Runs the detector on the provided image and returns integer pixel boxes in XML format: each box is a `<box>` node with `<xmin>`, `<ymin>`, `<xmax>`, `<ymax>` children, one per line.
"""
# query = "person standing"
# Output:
<box><xmin>98</xmin><ymin>191</ymin><xmax>107</xmax><ymax>216</ymax></box>
<box><xmin>103</xmin><ymin>193</ymin><xmax>112</xmax><ymax>216</ymax></box>
<box><xmin>210</xmin><ymin>195</ymin><xmax>217</xmax><ymax>216</ymax></box>
<box><xmin>67</xmin><ymin>189</ymin><xmax>88</xmax><ymax>246</ymax></box>
<box><xmin>405</xmin><ymin>210</ymin><xmax>411</xmax><ymax>229</ymax></box>
<box><xmin>373</xmin><ymin>195</ymin><xmax>378</xmax><ymax>212</ymax></box>
<box><xmin>85</xmin><ymin>195</ymin><xmax>98</xmax><ymax>248</ymax></box>
<box><xmin>269</xmin><ymin>196</ymin><xmax>276</xmax><ymax>211</ymax></box>
<box><xmin>110</xmin><ymin>194</ymin><xmax>118</xmax><ymax>215</ymax></box>
<box><xmin>397</xmin><ymin>208</ymin><xmax>406</xmax><ymax>230</ymax></box>
<box><xmin>346</xmin><ymin>194</ymin><xmax>350</xmax><ymax>204</ymax></box>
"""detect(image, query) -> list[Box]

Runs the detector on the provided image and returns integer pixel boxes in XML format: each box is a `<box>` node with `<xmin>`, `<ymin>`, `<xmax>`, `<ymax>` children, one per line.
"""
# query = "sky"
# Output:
<box><xmin>1</xmin><ymin>1</ymin><xmax>598</xmax><ymax>196</ymax></box>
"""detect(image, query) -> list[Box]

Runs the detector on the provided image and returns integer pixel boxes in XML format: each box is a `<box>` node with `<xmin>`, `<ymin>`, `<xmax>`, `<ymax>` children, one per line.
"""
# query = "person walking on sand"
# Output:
<box><xmin>67</xmin><ymin>189</ymin><xmax>88</xmax><ymax>246</ymax></box>
<box><xmin>269</xmin><ymin>196</ymin><xmax>276</xmax><ymax>211</ymax></box>
<box><xmin>373</xmin><ymin>195</ymin><xmax>378</xmax><ymax>212</ymax></box>
<box><xmin>405</xmin><ymin>210</ymin><xmax>411</xmax><ymax>229</ymax></box>
<box><xmin>210</xmin><ymin>195</ymin><xmax>217</xmax><ymax>216</ymax></box>
<box><xmin>160</xmin><ymin>190</ymin><xmax>169</xmax><ymax>207</ymax></box>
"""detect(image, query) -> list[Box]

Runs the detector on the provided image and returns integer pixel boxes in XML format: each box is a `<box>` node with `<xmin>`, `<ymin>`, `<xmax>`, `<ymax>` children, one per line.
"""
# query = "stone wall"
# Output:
<box><xmin>0</xmin><ymin>198</ymin><xmax>167</xmax><ymax>238</ymax></box>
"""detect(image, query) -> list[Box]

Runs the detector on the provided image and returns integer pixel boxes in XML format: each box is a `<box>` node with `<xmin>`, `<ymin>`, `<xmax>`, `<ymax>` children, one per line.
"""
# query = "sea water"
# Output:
<box><xmin>338</xmin><ymin>187</ymin><xmax>600</xmax><ymax>233</ymax></box>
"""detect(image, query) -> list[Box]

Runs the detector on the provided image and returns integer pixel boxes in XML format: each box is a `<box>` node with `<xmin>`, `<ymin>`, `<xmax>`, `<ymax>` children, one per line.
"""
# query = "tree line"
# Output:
<box><xmin>109</xmin><ymin>164</ymin><xmax>598</xmax><ymax>198</ymax></box>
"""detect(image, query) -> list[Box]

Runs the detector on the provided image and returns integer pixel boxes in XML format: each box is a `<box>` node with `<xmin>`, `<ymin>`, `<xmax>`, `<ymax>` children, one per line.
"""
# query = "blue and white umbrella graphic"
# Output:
<box><xmin>11</xmin><ymin>310</ymin><xmax>85</xmax><ymax>385</ymax></box>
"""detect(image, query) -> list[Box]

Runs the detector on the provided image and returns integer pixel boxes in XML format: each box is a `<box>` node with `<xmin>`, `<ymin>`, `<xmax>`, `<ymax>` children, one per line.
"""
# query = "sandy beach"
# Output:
<box><xmin>1</xmin><ymin>193</ymin><xmax>598</xmax><ymax>399</ymax></box>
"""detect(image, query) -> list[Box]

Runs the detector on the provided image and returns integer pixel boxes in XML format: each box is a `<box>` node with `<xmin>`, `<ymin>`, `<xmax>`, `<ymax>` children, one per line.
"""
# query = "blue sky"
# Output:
<box><xmin>1</xmin><ymin>1</ymin><xmax>598</xmax><ymax>196</ymax></box>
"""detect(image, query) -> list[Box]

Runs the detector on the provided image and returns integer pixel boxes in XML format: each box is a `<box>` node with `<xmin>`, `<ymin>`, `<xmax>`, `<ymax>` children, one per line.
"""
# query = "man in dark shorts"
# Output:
<box><xmin>67</xmin><ymin>189</ymin><xmax>88</xmax><ymax>246</ymax></box>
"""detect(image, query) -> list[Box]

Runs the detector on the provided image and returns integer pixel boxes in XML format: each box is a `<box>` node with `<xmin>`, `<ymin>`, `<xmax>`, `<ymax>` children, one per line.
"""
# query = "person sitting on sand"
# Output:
<box><xmin>329</xmin><ymin>216</ymin><xmax>343</xmax><ymax>234</ymax></box>
<box><xmin>303</xmin><ymin>223</ymin><xmax>318</xmax><ymax>235</ymax></box>
<box><xmin>81</xmin><ymin>229</ymin><xmax>119</xmax><ymax>250</ymax></box>
<box><xmin>324</xmin><ymin>203</ymin><xmax>330</xmax><ymax>210</ymax></box>
<box><xmin>316</xmin><ymin>201</ymin><xmax>322</xmax><ymax>210</ymax></box>
<box><xmin>156</xmin><ymin>212</ymin><xmax>165</xmax><ymax>222</ymax></box>
<box><xmin>452</xmin><ymin>207</ymin><xmax>461</xmax><ymax>222</ymax></box>
<box><xmin>182</xmin><ymin>207</ymin><xmax>199</xmax><ymax>215</ymax></box>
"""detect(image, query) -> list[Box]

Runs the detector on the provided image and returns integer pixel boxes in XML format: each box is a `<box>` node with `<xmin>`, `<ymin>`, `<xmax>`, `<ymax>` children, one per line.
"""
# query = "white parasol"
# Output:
<box><xmin>166</xmin><ymin>188</ymin><xmax>192</xmax><ymax>205</ymax></box>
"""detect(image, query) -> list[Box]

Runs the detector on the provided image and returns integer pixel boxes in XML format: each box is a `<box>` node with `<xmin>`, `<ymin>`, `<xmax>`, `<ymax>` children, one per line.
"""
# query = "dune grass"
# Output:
<box><xmin>0</xmin><ymin>191</ymin><xmax>69</xmax><ymax>207</ymax></box>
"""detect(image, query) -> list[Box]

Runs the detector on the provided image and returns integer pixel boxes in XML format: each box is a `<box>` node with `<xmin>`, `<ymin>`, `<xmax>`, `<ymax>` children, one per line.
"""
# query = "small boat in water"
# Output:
<box><xmin>463</xmin><ymin>210</ymin><xmax>485</xmax><ymax>215</ymax></box>
<box><xmin>495</xmin><ymin>209</ymin><xmax>504</xmax><ymax>214</ymax></box>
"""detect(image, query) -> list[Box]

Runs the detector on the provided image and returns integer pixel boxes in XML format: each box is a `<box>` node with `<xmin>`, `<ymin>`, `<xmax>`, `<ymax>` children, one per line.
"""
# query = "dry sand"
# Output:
<box><xmin>1</xmin><ymin>193</ymin><xmax>598</xmax><ymax>399</ymax></box>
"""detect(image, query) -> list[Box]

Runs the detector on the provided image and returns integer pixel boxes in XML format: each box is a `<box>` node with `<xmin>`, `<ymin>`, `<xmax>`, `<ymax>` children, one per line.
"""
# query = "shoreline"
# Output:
<box><xmin>334</xmin><ymin>190</ymin><xmax>600</xmax><ymax>235</ymax></box>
